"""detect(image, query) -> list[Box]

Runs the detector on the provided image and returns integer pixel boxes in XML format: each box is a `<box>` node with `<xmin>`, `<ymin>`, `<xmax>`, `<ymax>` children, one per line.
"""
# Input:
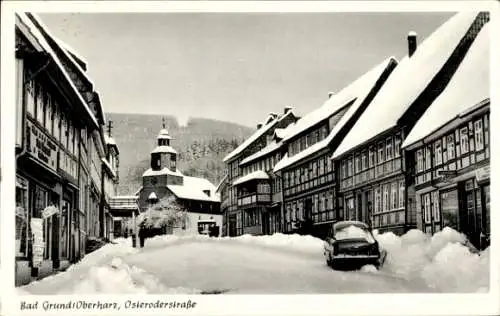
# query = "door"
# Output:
<box><xmin>262</xmin><ymin>211</ymin><xmax>270</xmax><ymax>235</ymax></box>
<box><xmin>228</xmin><ymin>214</ymin><xmax>237</xmax><ymax>237</ymax></box>
<box><xmin>364</xmin><ymin>190</ymin><xmax>372</xmax><ymax>226</ymax></box>
<box><xmin>356</xmin><ymin>193</ymin><xmax>363</xmax><ymax>222</ymax></box>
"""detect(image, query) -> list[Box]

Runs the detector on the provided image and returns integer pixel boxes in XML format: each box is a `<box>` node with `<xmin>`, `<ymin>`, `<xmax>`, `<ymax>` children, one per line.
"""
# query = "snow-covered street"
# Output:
<box><xmin>18</xmin><ymin>229</ymin><xmax>489</xmax><ymax>295</ymax></box>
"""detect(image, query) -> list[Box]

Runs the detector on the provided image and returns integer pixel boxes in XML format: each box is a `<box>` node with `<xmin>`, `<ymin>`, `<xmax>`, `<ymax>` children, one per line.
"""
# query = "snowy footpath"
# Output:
<box><xmin>18</xmin><ymin>228</ymin><xmax>489</xmax><ymax>294</ymax></box>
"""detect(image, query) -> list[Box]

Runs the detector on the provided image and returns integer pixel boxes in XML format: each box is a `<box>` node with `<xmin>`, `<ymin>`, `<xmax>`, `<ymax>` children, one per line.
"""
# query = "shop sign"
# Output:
<box><xmin>30</xmin><ymin>218</ymin><xmax>44</xmax><ymax>268</ymax></box>
<box><xmin>26</xmin><ymin>121</ymin><xmax>58</xmax><ymax>172</ymax></box>
<box><xmin>42</xmin><ymin>205</ymin><xmax>59</xmax><ymax>219</ymax></box>
<box><xmin>475</xmin><ymin>166</ymin><xmax>490</xmax><ymax>183</ymax></box>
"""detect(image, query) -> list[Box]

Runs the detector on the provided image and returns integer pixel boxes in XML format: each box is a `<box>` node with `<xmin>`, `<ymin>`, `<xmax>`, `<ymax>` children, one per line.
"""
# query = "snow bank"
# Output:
<box><xmin>71</xmin><ymin>257</ymin><xmax>200</xmax><ymax>294</ymax></box>
<box><xmin>231</xmin><ymin>233</ymin><xmax>324</xmax><ymax>257</ymax></box>
<box><xmin>375</xmin><ymin>227</ymin><xmax>489</xmax><ymax>292</ymax></box>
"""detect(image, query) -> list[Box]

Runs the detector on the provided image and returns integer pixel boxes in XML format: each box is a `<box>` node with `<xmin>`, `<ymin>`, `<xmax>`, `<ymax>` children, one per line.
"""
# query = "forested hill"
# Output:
<box><xmin>106</xmin><ymin>113</ymin><xmax>254</xmax><ymax>194</ymax></box>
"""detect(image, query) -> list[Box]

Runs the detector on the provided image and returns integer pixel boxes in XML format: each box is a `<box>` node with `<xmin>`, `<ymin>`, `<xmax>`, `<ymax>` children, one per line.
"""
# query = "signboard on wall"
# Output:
<box><xmin>30</xmin><ymin>218</ymin><xmax>44</xmax><ymax>268</ymax></box>
<box><xmin>42</xmin><ymin>205</ymin><xmax>59</xmax><ymax>219</ymax></box>
<box><xmin>475</xmin><ymin>166</ymin><xmax>490</xmax><ymax>183</ymax></box>
<box><xmin>26</xmin><ymin>121</ymin><xmax>58</xmax><ymax>172</ymax></box>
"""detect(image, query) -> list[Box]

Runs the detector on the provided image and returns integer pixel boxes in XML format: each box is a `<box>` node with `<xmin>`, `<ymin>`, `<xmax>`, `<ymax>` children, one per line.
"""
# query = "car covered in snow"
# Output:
<box><xmin>323</xmin><ymin>220</ymin><xmax>386</xmax><ymax>269</ymax></box>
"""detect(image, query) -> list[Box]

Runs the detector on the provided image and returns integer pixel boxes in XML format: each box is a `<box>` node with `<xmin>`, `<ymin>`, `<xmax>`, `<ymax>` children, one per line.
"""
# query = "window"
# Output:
<box><xmin>43</xmin><ymin>93</ymin><xmax>49</xmax><ymax>130</ymax></box>
<box><xmin>26</xmin><ymin>79</ymin><xmax>35</xmax><ymax>116</ymax></box>
<box><xmin>354</xmin><ymin>155</ymin><xmax>360</xmax><ymax>174</ymax></box>
<box><xmin>423</xmin><ymin>194</ymin><xmax>431</xmax><ymax>224</ymax></box>
<box><xmin>326</xmin><ymin>156</ymin><xmax>333</xmax><ymax>173</ymax></box>
<box><xmin>347</xmin><ymin>157</ymin><xmax>353</xmax><ymax>177</ymax></box>
<box><xmin>15</xmin><ymin>177</ymin><xmax>29</xmax><ymax>257</ymax></box>
<box><xmin>434</xmin><ymin>140</ymin><xmax>442</xmax><ymax>166</ymax></box>
<box><xmin>474</xmin><ymin>119</ymin><xmax>484</xmax><ymax>151</ymax></box>
<box><xmin>361</xmin><ymin>151</ymin><xmax>368</xmax><ymax>170</ymax></box>
<box><xmin>425</xmin><ymin>145</ymin><xmax>432</xmax><ymax>170</ymax></box>
<box><xmin>447</xmin><ymin>134</ymin><xmax>455</xmax><ymax>160</ymax></box>
<box><xmin>374</xmin><ymin>187</ymin><xmax>381</xmax><ymax>214</ymax></box>
<box><xmin>378</xmin><ymin>142</ymin><xmax>385</xmax><ymax>164</ymax></box>
<box><xmin>61</xmin><ymin>113</ymin><xmax>67</xmax><ymax>149</ymax></box>
<box><xmin>36</xmin><ymin>83</ymin><xmax>44</xmax><ymax>124</ymax></box>
<box><xmin>431</xmin><ymin>191</ymin><xmax>440</xmax><ymax>222</ymax></box>
<box><xmin>398</xmin><ymin>180</ymin><xmax>405</xmax><ymax>208</ymax></box>
<box><xmin>386</xmin><ymin>137</ymin><xmax>393</xmax><ymax>161</ymax></box>
<box><xmin>383</xmin><ymin>185</ymin><xmax>389</xmax><ymax>211</ymax></box>
<box><xmin>416</xmin><ymin>149</ymin><xmax>423</xmax><ymax>172</ymax></box>
<box><xmin>319</xmin><ymin>157</ymin><xmax>325</xmax><ymax>175</ymax></box>
<box><xmin>369</xmin><ymin>147</ymin><xmax>375</xmax><ymax>167</ymax></box>
<box><xmin>394</xmin><ymin>133</ymin><xmax>401</xmax><ymax>157</ymax></box>
<box><xmin>312</xmin><ymin>162</ymin><xmax>317</xmax><ymax>178</ymax></box>
<box><xmin>341</xmin><ymin>161</ymin><xmax>346</xmax><ymax>179</ymax></box>
<box><xmin>460</xmin><ymin>127</ymin><xmax>469</xmax><ymax>154</ymax></box>
<box><xmin>53</xmin><ymin>102</ymin><xmax>60</xmax><ymax>141</ymax></box>
<box><xmin>391</xmin><ymin>182</ymin><xmax>397</xmax><ymax>210</ymax></box>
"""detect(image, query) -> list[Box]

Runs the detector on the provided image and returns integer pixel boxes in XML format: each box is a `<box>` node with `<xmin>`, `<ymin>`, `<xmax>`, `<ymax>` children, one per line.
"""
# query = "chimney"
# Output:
<box><xmin>408</xmin><ymin>31</ymin><xmax>417</xmax><ymax>57</ymax></box>
<box><xmin>257</xmin><ymin>123</ymin><xmax>263</xmax><ymax>129</ymax></box>
<box><xmin>328</xmin><ymin>92</ymin><xmax>335</xmax><ymax>99</ymax></box>
<box><xmin>284</xmin><ymin>106</ymin><xmax>292</xmax><ymax>114</ymax></box>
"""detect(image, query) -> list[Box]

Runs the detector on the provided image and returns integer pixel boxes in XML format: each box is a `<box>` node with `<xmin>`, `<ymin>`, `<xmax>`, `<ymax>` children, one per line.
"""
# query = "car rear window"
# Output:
<box><xmin>334</xmin><ymin>225</ymin><xmax>375</xmax><ymax>243</ymax></box>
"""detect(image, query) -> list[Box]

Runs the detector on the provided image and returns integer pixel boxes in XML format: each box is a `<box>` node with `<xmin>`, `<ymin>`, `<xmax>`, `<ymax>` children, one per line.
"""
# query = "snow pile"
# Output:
<box><xmin>232</xmin><ymin>233</ymin><xmax>324</xmax><ymax>257</ymax></box>
<box><xmin>375</xmin><ymin>227</ymin><xmax>489</xmax><ymax>292</ymax></box>
<box><xmin>71</xmin><ymin>257</ymin><xmax>200</xmax><ymax>294</ymax></box>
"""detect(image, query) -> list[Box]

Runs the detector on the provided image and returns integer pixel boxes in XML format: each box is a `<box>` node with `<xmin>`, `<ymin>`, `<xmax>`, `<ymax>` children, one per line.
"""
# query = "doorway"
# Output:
<box><xmin>228</xmin><ymin>214</ymin><xmax>237</xmax><ymax>237</ymax></box>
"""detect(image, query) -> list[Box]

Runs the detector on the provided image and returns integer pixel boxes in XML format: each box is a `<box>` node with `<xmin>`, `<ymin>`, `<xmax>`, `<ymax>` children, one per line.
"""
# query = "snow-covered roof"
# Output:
<box><xmin>157</xmin><ymin>128</ymin><xmax>172</xmax><ymax>140</ymax></box>
<box><xmin>240</xmin><ymin>140</ymin><xmax>282</xmax><ymax>166</ymax></box>
<box><xmin>274</xmin><ymin>128</ymin><xmax>287</xmax><ymax>140</ymax></box>
<box><xmin>148</xmin><ymin>192</ymin><xmax>158</xmax><ymax>200</ymax></box>
<box><xmin>215</xmin><ymin>174</ymin><xmax>228</xmax><ymax>193</ymax></box>
<box><xmin>223</xmin><ymin>109</ymin><xmax>295</xmax><ymax>163</ymax></box>
<box><xmin>54</xmin><ymin>36</ymin><xmax>88</xmax><ymax>66</ymax></box>
<box><xmin>28</xmin><ymin>13</ymin><xmax>105</xmax><ymax>124</ymax></box>
<box><xmin>151</xmin><ymin>145</ymin><xmax>177</xmax><ymax>154</ymax></box>
<box><xmin>402</xmin><ymin>22</ymin><xmax>490</xmax><ymax>149</ymax></box>
<box><xmin>104</xmin><ymin>134</ymin><xmax>117</xmax><ymax>146</ymax></box>
<box><xmin>167</xmin><ymin>176</ymin><xmax>220</xmax><ymax>202</ymax></box>
<box><xmin>142</xmin><ymin>168</ymin><xmax>183</xmax><ymax>177</ymax></box>
<box><xmin>233</xmin><ymin>170</ymin><xmax>270</xmax><ymax>186</ymax></box>
<box><xmin>332</xmin><ymin>11</ymin><xmax>480</xmax><ymax>159</ymax></box>
<box><xmin>101</xmin><ymin>158</ymin><xmax>117</xmax><ymax>178</ymax></box>
<box><xmin>274</xmin><ymin>57</ymin><xmax>397</xmax><ymax>172</ymax></box>
<box><xmin>16</xmin><ymin>13</ymin><xmax>99</xmax><ymax>127</ymax></box>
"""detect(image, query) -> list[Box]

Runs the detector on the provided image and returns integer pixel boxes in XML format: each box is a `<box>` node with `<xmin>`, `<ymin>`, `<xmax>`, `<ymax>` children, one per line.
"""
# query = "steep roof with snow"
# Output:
<box><xmin>223</xmin><ymin>110</ymin><xmax>295</xmax><ymax>163</ymax></box>
<box><xmin>104</xmin><ymin>134</ymin><xmax>117</xmax><ymax>146</ymax></box>
<box><xmin>142</xmin><ymin>168</ymin><xmax>183</xmax><ymax>177</ymax></box>
<box><xmin>101</xmin><ymin>158</ymin><xmax>117</xmax><ymax>178</ymax></box>
<box><xmin>240</xmin><ymin>140</ymin><xmax>283</xmax><ymax>166</ymax></box>
<box><xmin>28</xmin><ymin>13</ymin><xmax>106</xmax><ymax>125</ymax></box>
<box><xmin>274</xmin><ymin>57</ymin><xmax>397</xmax><ymax>172</ymax></box>
<box><xmin>157</xmin><ymin>128</ymin><xmax>172</xmax><ymax>140</ymax></box>
<box><xmin>332</xmin><ymin>12</ymin><xmax>480</xmax><ymax>159</ymax></box>
<box><xmin>402</xmin><ymin>23</ymin><xmax>490</xmax><ymax>149</ymax></box>
<box><xmin>167</xmin><ymin>176</ymin><xmax>220</xmax><ymax>202</ymax></box>
<box><xmin>16</xmin><ymin>13</ymin><xmax>99</xmax><ymax>127</ymax></box>
<box><xmin>233</xmin><ymin>170</ymin><xmax>270</xmax><ymax>186</ymax></box>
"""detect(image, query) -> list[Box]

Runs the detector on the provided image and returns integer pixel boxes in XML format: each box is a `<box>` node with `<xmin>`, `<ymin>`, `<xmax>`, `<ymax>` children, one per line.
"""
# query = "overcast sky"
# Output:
<box><xmin>39</xmin><ymin>12</ymin><xmax>454</xmax><ymax>127</ymax></box>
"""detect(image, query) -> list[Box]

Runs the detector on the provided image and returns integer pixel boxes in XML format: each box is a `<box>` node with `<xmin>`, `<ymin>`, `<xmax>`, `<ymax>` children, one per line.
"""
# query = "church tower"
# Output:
<box><xmin>150</xmin><ymin>118</ymin><xmax>177</xmax><ymax>172</ymax></box>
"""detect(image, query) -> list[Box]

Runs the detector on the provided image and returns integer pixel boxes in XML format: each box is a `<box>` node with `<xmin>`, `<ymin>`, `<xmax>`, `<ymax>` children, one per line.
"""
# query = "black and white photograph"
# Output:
<box><xmin>1</xmin><ymin>1</ymin><xmax>498</xmax><ymax>315</ymax></box>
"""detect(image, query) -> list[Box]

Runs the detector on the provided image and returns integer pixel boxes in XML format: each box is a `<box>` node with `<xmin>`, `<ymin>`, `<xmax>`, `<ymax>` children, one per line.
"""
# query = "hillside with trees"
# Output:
<box><xmin>106</xmin><ymin>113</ymin><xmax>253</xmax><ymax>194</ymax></box>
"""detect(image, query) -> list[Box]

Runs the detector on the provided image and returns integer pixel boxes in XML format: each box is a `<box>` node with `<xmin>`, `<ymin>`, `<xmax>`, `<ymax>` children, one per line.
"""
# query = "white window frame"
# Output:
<box><xmin>383</xmin><ymin>184</ymin><xmax>389</xmax><ymax>212</ymax></box>
<box><xmin>434</xmin><ymin>140</ymin><xmax>442</xmax><ymax>166</ymax></box>
<box><xmin>391</xmin><ymin>182</ymin><xmax>397</xmax><ymax>210</ymax></box>
<box><xmin>398</xmin><ymin>180</ymin><xmax>405</xmax><ymax>208</ymax></box>
<box><xmin>416</xmin><ymin>149</ymin><xmax>423</xmax><ymax>172</ymax></box>
<box><xmin>460</xmin><ymin>127</ymin><xmax>469</xmax><ymax>154</ymax></box>
<box><xmin>474</xmin><ymin>119</ymin><xmax>484</xmax><ymax>151</ymax></box>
